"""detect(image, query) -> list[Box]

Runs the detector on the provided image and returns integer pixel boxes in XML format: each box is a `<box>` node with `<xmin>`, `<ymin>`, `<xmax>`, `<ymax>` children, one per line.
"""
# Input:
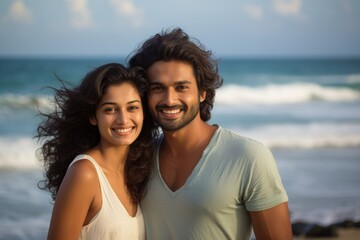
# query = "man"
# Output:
<box><xmin>128</xmin><ymin>28</ymin><xmax>292</xmax><ymax>239</ymax></box>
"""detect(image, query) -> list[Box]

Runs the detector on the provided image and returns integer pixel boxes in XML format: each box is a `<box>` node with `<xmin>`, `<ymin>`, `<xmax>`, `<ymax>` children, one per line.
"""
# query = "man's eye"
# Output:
<box><xmin>150</xmin><ymin>86</ymin><xmax>163</xmax><ymax>92</ymax></box>
<box><xmin>176</xmin><ymin>85</ymin><xmax>188</xmax><ymax>90</ymax></box>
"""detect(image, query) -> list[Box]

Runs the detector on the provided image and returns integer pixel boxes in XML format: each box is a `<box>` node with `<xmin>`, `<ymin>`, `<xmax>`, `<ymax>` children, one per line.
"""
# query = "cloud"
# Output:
<box><xmin>341</xmin><ymin>0</ymin><xmax>352</xmax><ymax>12</ymax></box>
<box><xmin>67</xmin><ymin>0</ymin><xmax>94</xmax><ymax>29</ymax></box>
<box><xmin>273</xmin><ymin>0</ymin><xmax>302</xmax><ymax>16</ymax></box>
<box><xmin>108</xmin><ymin>0</ymin><xmax>144</xmax><ymax>27</ymax></box>
<box><xmin>6</xmin><ymin>0</ymin><xmax>33</xmax><ymax>24</ymax></box>
<box><xmin>244</xmin><ymin>4</ymin><xmax>263</xmax><ymax>20</ymax></box>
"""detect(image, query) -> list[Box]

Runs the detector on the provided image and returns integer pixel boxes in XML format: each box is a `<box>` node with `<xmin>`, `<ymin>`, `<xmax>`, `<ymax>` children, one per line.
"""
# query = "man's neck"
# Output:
<box><xmin>161</xmin><ymin>118</ymin><xmax>217</xmax><ymax>155</ymax></box>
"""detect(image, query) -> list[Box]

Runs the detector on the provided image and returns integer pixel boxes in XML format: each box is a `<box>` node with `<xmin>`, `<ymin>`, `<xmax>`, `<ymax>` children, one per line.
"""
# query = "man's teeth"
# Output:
<box><xmin>162</xmin><ymin>109</ymin><xmax>180</xmax><ymax>114</ymax></box>
<box><xmin>113</xmin><ymin>128</ymin><xmax>132</xmax><ymax>133</ymax></box>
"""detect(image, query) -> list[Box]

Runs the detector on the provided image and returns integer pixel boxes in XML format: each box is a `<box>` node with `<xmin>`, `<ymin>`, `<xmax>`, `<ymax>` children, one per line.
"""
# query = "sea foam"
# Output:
<box><xmin>0</xmin><ymin>93</ymin><xmax>53</xmax><ymax>112</ymax></box>
<box><xmin>231</xmin><ymin>122</ymin><xmax>360</xmax><ymax>149</ymax></box>
<box><xmin>0</xmin><ymin>137</ymin><xmax>41</xmax><ymax>169</ymax></box>
<box><xmin>216</xmin><ymin>83</ymin><xmax>360</xmax><ymax>105</ymax></box>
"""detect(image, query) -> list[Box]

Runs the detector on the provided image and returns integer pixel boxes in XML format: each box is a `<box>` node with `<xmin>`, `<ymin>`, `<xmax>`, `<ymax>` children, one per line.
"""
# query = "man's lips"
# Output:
<box><xmin>156</xmin><ymin>105</ymin><xmax>185</xmax><ymax>119</ymax></box>
<box><xmin>162</xmin><ymin>109</ymin><xmax>181</xmax><ymax>115</ymax></box>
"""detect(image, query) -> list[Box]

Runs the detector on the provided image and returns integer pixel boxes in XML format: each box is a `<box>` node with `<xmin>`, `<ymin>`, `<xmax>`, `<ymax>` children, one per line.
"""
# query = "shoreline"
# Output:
<box><xmin>294</xmin><ymin>228</ymin><xmax>360</xmax><ymax>240</ymax></box>
<box><xmin>292</xmin><ymin>220</ymin><xmax>360</xmax><ymax>239</ymax></box>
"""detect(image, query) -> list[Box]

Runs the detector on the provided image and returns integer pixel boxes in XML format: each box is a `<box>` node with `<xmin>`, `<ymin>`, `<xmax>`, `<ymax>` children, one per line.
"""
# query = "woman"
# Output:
<box><xmin>36</xmin><ymin>63</ymin><xmax>157</xmax><ymax>239</ymax></box>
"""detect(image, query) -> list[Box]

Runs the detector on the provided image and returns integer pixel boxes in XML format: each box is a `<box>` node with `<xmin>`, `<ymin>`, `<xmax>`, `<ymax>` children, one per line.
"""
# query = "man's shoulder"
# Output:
<box><xmin>216</xmin><ymin>126</ymin><xmax>271</xmax><ymax>155</ymax></box>
<box><xmin>217</xmin><ymin>127</ymin><xmax>262</xmax><ymax>145</ymax></box>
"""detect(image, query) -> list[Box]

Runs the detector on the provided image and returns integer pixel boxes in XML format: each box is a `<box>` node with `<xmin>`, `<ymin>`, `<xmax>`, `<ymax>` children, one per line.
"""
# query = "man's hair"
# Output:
<box><xmin>128</xmin><ymin>28</ymin><xmax>223</xmax><ymax>121</ymax></box>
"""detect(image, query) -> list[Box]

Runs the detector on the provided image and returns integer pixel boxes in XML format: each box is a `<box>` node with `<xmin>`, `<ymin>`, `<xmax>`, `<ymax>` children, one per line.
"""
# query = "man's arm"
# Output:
<box><xmin>250</xmin><ymin>202</ymin><xmax>292</xmax><ymax>239</ymax></box>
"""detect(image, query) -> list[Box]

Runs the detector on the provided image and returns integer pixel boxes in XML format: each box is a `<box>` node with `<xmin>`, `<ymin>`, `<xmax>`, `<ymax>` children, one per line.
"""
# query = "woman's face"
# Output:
<box><xmin>91</xmin><ymin>82</ymin><xmax>144</xmax><ymax>148</ymax></box>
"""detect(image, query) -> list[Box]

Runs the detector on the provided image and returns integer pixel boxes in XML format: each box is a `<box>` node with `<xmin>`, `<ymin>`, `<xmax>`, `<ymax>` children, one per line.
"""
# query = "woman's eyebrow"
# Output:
<box><xmin>99</xmin><ymin>100</ymin><xmax>141</xmax><ymax>107</ymax></box>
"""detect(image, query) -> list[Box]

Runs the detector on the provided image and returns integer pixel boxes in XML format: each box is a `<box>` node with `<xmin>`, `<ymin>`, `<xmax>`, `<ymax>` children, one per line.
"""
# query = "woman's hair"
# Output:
<box><xmin>127</xmin><ymin>27</ymin><xmax>223</xmax><ymax>121</ymax></box>
<box><xmin>36</xmin><ymin>63</ymin><xmax>158</xmax><ymax>204</ymax></box>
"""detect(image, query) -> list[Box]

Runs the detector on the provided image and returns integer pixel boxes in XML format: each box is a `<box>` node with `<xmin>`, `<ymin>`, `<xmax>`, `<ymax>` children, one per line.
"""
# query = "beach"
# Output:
<box><xmin>0</xmin><ymin>58</ymin><xmax>359</xmax><ymax>239</ymax></box>
<box><xmin>294</xmin><ymin>228</ymin><xmax>360</xmax><ymax>240</ymax></box>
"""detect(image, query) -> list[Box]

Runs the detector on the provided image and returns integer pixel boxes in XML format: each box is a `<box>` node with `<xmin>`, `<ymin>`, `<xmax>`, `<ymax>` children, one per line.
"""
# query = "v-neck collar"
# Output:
<box><xmin>155</xmin><ymin>126</ymin><xmax>221</xmax><ymax>197</ymax></box>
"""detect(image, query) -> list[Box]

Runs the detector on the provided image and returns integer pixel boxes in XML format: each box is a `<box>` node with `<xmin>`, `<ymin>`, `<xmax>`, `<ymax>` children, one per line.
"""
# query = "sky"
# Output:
<box><xmin>0</xmin><ymin>0</ymin><xmax>359</xmax><ymax>58</ymax></box>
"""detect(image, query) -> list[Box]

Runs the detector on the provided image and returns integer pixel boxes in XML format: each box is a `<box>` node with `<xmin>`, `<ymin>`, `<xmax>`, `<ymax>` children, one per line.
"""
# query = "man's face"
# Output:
<box><xmin>147</xmin><ymin>60</ymin><xmax>205</xmax><ymax>132</ymax></box>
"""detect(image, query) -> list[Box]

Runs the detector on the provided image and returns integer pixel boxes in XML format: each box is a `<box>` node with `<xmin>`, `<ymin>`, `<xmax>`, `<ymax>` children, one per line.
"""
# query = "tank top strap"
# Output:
<box><xmin>70</xmin><ymin>154</ymin><xmax>109</xmax><ymax>195</ymax></box>
<box><xmin>70</xmin><ymin>154</ymin><xmax>133</xmax><ymax>217</ymax></box>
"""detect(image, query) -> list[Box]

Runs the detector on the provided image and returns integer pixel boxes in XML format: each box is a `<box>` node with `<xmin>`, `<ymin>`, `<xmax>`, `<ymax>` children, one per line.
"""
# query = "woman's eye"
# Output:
<box><xmin>104</xmin><ymin>107</ymin><xmax>117</xmax><ymax>113</ymax></box>
<box><xmin>128</xmin><ymin>105</ymin><xmax>139</xmax><ymax>111</ymax></box>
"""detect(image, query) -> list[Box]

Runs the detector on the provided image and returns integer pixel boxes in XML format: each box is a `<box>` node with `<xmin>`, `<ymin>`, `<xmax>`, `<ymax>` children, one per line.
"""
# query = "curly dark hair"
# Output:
<box><xmin>36</xmin><ymin>63</ymin><xmax>158</xmax><ymax>204</ymax></box>
<box><xmin>127</xmin><ymin>27</ymin><xmax>223</xmax><ymax>122</ymax></box>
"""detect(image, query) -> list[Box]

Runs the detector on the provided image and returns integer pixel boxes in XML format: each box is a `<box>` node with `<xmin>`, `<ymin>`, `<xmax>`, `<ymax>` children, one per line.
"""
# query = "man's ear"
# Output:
<box><xmin>89</xmin><ymin>116</ymin><xmax>97</xmax><ymax>125</ymax></box>
<box><xmin>200</xmin><ymin>90</ymin><xmax>206</xmax><ymax>103</ymax></box>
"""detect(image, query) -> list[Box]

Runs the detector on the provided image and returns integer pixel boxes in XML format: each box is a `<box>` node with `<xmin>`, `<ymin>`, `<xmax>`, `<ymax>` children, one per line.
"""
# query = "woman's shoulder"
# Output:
<box><xmin>66</xmin><ymin>156</ymin><xmax>99</xmax><ymax>185</ymax></box>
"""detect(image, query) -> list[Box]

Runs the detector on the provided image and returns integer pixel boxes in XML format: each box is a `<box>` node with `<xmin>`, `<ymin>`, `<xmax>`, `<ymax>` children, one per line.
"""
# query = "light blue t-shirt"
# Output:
<box><xmin>141</xmin><ymin>127</ymin><xmax>288</xmax><ymax>240</ymax></box>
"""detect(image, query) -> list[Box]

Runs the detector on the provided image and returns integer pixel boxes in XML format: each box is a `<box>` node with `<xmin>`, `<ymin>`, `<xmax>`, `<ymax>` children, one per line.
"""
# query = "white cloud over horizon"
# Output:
<box><xmin>244</xmin><ymin>4</ymin><xmax>263</xmax><ymax>21</ymax></box>
<box><xmin>64</xmin><ymin>0</ymin><xmax>143</xmax><ymax>29</ymax></box>
<box><xmin>109</xmin><ymin>0</ymin><xmax>144</xmax><ymax>27</ymax></box>
<box><xmin>273</xmin><ymin>0</ymin><xmax>302</xmax><ymax>16</ymax></box>
<box><xmin>342</xmin><ymin>0</ymin><xmax>352</xmax><ymax>12</ymax></box>
<box><xmin>6</xmin><ymin>0</ymin><xmax>33</xmax><ymax>24</ymax></box>
<box><xmin>0</xmin><ymin>0</ymin><xmax>359</xmax><ymax>57</ymax></box>
<box><xmin>67</xmin><ymin>0</ymin><xmax>94</xmax><ymax>29</ymax></box>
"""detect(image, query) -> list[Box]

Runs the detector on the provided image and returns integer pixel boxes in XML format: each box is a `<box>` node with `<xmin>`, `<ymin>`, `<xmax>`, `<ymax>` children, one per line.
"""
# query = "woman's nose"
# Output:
<box><xmin>116</xmin><ymin>110</ymin><xmax>128</xmax><ymax>124</ymax></box>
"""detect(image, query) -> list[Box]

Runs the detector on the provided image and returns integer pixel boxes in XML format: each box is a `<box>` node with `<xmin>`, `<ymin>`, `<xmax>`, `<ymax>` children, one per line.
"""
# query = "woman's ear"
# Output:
<box><xmin>89</xmin><ymin>116</ymin><xmax>97</xmax><ymax>125</ymax></box>
<box><xmin>200</xmin><ymin>90</ymin><xmax>206</xmax><ymax>103</ymax></box>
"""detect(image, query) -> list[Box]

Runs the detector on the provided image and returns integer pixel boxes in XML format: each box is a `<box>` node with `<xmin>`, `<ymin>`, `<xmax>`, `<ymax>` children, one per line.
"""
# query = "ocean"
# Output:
<box><xmin>0</xmin><ymin>57</ymin><xmax>359</xmax><ymax>239</ymax></box>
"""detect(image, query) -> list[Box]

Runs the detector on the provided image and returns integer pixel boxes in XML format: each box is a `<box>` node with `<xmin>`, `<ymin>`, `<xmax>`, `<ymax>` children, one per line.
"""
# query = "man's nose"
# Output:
<box><xmin>163</xmin><ymin>88</ymin><xmax>178</xmax><ymax>106</ymax></box>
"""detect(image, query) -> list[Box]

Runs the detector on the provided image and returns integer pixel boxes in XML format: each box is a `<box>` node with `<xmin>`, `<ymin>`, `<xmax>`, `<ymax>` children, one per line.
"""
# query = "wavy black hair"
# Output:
<box><xmin>36</xmin><ymin>63</ymin><xmax>158</xmax><ymax>203</ymax></box>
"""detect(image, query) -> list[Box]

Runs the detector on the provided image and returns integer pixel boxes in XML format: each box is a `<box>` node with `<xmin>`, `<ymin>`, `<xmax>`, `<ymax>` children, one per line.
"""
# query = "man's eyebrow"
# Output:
<box><xmin>175</xmin><ymin>80</ymin><xmax>192</xmax><ymax>85</ymax></box>
<box><xmin>149</xmin><ymin>80</ymin><xmax>192</xmax><ymax>85</ymax></box>
<box><xmin>148</xmin><ymin>82</ymin><xmax>164</xmax><ymax>86</ymax></box>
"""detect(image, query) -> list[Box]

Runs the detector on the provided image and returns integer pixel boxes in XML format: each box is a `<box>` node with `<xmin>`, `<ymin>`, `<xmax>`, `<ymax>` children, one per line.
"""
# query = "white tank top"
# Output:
<box><xmin>70</xmin><ymin>154</ymin><xmax>145</xmax><ymax>240</ymax></box>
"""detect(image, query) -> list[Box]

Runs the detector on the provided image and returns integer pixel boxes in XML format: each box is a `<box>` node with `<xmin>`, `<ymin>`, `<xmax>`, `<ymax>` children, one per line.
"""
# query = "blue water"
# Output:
<box><xmin>1</xmin><ymin>58</ymin><xmax>360</xmax><ymax>239</ymax></box>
